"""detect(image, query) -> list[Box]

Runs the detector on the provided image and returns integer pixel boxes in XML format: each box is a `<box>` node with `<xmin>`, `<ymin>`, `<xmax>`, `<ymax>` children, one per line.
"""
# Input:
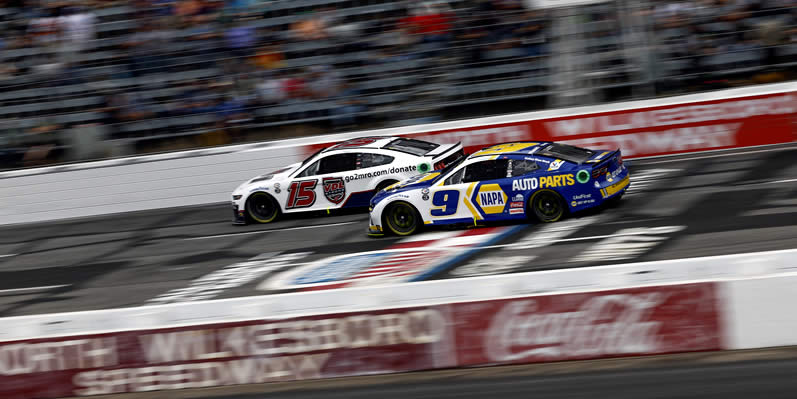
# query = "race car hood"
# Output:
<box><xmin>370</xmin><ymin>171</ymin><xmax>442</xmax><ymax>206</ymax></box>
<box><xmin>234</xmin><ymin>163</ymin><xmax>301</xmax><ymax>195</ymax></box>
<box><xmin>247</xmin><ymin>163</ymin><xmax>300</xmax><ymax>184</ymax></box>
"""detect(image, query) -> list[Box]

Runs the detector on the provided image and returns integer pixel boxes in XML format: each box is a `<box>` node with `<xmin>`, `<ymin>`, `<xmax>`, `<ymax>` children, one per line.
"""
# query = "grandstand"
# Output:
<box><xmin>0</xmin><ymin>0</ymin><xmax>794</xmax><ymax>169</ymax></box>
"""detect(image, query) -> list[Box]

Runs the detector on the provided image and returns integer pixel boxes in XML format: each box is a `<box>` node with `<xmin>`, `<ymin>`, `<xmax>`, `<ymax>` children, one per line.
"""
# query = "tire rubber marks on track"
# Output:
<box><xmin>571</xmin><ymin>226</ymin><xmax>685</xmax><ymax>263</ymax></box>
<box><xmin>625</xmin><ymin>169</ymin><xmax>681</xmax><ymax>195</ymax></box>
<box><xmin>148</xmin><ymin>252</ymin><xmax>312</xmax><ymax>304</ymax></box>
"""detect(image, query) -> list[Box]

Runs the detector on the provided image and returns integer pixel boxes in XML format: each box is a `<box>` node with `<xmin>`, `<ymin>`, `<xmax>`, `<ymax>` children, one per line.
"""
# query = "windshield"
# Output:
<box><xmin>300</xmin><ymin>147</ymin><xmax>325</xmax><ymax>166</ymax></box>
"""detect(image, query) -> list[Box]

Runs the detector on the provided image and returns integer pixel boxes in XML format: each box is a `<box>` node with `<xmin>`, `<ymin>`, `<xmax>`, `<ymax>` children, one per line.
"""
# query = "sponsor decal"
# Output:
<box><xmin>344</xmin><ymin>165</ymin><xmax>417</xmax><ymax>183</ymax></box>
<box><xmin>539</xmin><ymin>174</ymin><xmax>575</xmax><ymax>188</ymax></box>
<box><xmin>601</xmin><ymin>175</ymin><xmax>630</xmax><ymax>198</ymax></box>
<box><xmin>512</xmin><ymin>175</ymin><xmax>574</xmax><ymax>190</ymax></box>
<box><xmin>512</xmin><ymin>178</ymin><xmax>539</xmax><ymax>191</ymax></box>
<box><xmin>509</xmin><ymin>208</ymin><xmax>525</xmax><ymax>214</ymax></box>
<box><xmin>547</xmin><ymin>159</ymin><xmax>565</xmax><ymax>171</ymax></box>
<box><xmin>572</xmin><ymin>193</ymin><xmax>592</xmax><ymax>200</ymax></box>
<box><xmin>511</xmin><ymin>193</ymin><xmax>524</xmax><ymax>202</ymax></box>
<box><xmin>476</xmin><ymin>184</ymin><xmax>507</xmax><ymax>214</ymax></box>
<box><xmin>260</xmin><ymin>227</ymin><xmax>517</xmax><ymax>291</ymax></box>
<box><xmin>454</xmin><ymin>283</ymin><xmax>721</xmax><ymax>365</ymax></box>
<box><xmin>322</xmin><ymin>177</ymin><xmax>346</xmax><ymax>204</ymax></box>
<box><xmin>510</xmin><ymin>201</ymin><xmax>524</xmax><ymax>209</ymax></box>
<box><xmin>606</xmin><ymin>164</ymin><xmax>626</xmax><ymax>182</ymax></box>
<box><xmin>525</xmin><ymin>157</ymin><xmax>550</xmax><ymax>164</ymax></box>
<box><xmin>576</xmin><ymin>170</ymin><xmax>591</xmax><ymax>184</ymax></box>
<box><xmin>249</xmin><ymin>186</ymin><xmax>269</xmax><ymax>192</ymax></box>
<box><xmin>286</xmin><ymin>180</ymin><xmax>318</xmax><ymax>209</ymax></box>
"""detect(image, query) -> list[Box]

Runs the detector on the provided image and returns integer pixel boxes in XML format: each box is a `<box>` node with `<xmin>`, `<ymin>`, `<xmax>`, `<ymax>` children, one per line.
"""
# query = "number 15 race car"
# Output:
<box><xmin>232</xmin><ymin>136</ymin><xmax>465</xmax><ymax>224</ymax></box>
<box><xmin>368</xmin><ymin>141</ymin><xmax>630</xmax><ymax>236</ymax></box>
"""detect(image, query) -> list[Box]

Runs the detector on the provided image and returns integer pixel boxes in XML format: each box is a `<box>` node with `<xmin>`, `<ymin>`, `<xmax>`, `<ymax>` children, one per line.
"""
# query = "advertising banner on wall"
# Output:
<box><xmin>304</xmin><ymin>92</ymin><xmax>796</xmax><ymax>159</ymax></box>
<box><xmin>0</xmin><ymin>283</ymin><xmax>720</xmax><ymax>399</ymax></box>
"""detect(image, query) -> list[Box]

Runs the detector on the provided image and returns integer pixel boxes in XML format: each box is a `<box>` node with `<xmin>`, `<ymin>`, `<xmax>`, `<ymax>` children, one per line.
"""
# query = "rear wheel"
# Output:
<box><xmin>529</xmin><ymin>190</ymin><xmax>565</xmax><ymax>223</ymax></box>
<box><xmin>383</xmin><ymin>201</ymin><xmax>421</xmax><ymax>236</ymax></box>
<box><xmin>246</xmin><ymin>192</ymin><xmax>280</xmax><ymax>223</ymax></box>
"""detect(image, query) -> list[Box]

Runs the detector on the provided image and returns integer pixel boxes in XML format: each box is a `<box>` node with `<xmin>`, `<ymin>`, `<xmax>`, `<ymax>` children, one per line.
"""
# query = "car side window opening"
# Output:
<box><xmin>298</xmin><ymin>153</ymin><xmax>358</xmax><ymax>177</ymax></box>
<box><xmin>444</xmin><ymin>167</ymin><xmax>466</xmax><ymax>185</ymax></box>
<box><xmin>462</xmin><ymin>160</ymin><xmax>509</xmax><ymax>183</ymax></box>
<box><xmin>509</xmin><ymin>159</ymin><xmax>539</xmax><ymax>177</ymax></box>
<box><xmin>358</xmin><ymin>153</ymin><xmax>394</xmax><ymax>168</ymax></box>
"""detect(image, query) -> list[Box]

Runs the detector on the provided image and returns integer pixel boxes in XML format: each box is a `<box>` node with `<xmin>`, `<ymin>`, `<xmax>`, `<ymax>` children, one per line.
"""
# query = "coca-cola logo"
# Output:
<box><xmin>485</xmin><ymin>293</ymin><xmax>668</xmax><ymax>362</ymax></box>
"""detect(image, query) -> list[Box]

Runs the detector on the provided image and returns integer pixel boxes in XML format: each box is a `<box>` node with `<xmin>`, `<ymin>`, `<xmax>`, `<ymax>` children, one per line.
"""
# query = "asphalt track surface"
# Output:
<box><xmin>68</xmin><ymin>348</ymin><xmax>797</xmax><ymax>399</ymax></box>
<box><xmin>1</xmin><ymin>144</ymin><xmax>796</xmax><ymax>317</ymax></box>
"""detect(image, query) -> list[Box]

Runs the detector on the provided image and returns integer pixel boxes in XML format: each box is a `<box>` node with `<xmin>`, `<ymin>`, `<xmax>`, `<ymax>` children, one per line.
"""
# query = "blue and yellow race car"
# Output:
<box><xmin>368</xmin><ymin>141</ymin><xmax>629</xmax><ymax>236</ymax></box>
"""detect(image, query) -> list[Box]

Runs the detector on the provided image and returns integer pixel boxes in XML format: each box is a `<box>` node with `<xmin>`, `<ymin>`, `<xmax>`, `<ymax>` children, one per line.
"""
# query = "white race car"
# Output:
<box><xmin>232</xmin><ymin>136</ymin><xmax>464</xmax><ymax>224</ymax></box>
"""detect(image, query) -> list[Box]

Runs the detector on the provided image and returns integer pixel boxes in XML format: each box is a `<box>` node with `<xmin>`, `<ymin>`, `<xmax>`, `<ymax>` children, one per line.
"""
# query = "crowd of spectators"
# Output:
<box><xmin>0</xmin><ymin>0</ymin><xmax>794</xmax><ymax>169</ymax></box>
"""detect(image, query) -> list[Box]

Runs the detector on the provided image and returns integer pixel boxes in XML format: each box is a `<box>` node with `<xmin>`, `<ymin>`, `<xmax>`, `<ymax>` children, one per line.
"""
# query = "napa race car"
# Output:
<box><xmin>368</xmin><ymin>141</ymin><xmax>629</xmax><ymax>236</ymax></box>
<box><xmin>231</xmin><ymin>136</ymin><xmax>465</xmax><ymax>224</ymax></box>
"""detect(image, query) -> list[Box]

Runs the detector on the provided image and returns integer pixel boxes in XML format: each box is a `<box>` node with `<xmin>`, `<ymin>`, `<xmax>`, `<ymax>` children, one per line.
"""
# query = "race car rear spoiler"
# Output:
<box><xmin>429</xmin><ymin>142</ymin><xmax>465</xmax><ymax>171</ymax></box>
<box><xmin>589</xmin><ymin>149</ymin><xmax>622</xmax><ymax>178</ymax></box>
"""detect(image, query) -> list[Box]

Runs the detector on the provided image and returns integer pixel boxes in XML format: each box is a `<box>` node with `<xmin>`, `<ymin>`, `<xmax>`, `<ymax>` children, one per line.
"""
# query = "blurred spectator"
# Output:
<box><xmin>0</xmin><ymin>0</ymin><xmax>795</xmax><ymax>170</ymax></box>
<box><xmin>291</xmin><ymin>10</ymin><xmax>328</xmax><ymax>41</ymax></box>
<box><xmin>330</xmin><ymin>80</ymin><xmax>366</xmax><ymax>129</ymax></box>
<box><xmin>124</xmin><ymin>19</ymin><xmax>176</xmax><ymax>76</ymax></box>
<box><xmin>305</xmin><ymin>64</ymin><xmax>341</xmax><ymax>99</ymax></box>
<box><xmin>58</xmin><ymin>4</ymin><xmax>96</xmax><ymax>61</ymax></box>
<box><xmin>21</xmin><ymin>118</ymin><xmax>61</xmax><ymax>166</ymax></box>
<box><xmin>225</xmin><ymin>17</ymin><xmax>257</xmax><ymax>58</ymax></box>
<box><xmin>251</xmin><ymin>44</ymin><xmax>285</xmax><ymax>70</ymax></box>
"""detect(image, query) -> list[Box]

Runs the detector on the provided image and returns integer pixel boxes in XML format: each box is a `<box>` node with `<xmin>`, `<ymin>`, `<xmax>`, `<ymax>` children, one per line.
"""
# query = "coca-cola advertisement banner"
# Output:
<box><xmin>0</xmin><ymin>283</ymin><xmax>720</xmax><ymax>399</ymax></box>
<box><xmin>454</xmin><ymin>283</ymin><xmax>721</xmax><ymax>366</ymax></box>
<box><xmin>304</xmin><ymin>92</ymin><xmax>796</xmax><ymax>158</ymax></box>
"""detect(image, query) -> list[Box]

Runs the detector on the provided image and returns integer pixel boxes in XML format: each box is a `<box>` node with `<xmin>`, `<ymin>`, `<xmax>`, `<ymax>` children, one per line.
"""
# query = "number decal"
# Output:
<box><xmin>287</xmin><ymin>180</ymin><xmax>317</xmax><ymax>209</ymax></box>
<box><xmin>431</xmin><ymin>190</ymin><xmax>460</xmax><ymax>216</ymax></box>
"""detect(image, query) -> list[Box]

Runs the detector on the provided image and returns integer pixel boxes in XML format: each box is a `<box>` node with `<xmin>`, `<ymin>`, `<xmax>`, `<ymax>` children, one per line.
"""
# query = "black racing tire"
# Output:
<box><xmin>375</xmin><ymin>179</ymin><xmax>399</xmax><ymax>193</ymax></box>
<box><xmin>529</xmin><ymin>189</ymin><xmax>566</xmax><ymax>223</ymax></box>
<box><xmin>383</xmin><ymin>201</ymin><xmax>421</xmax><ymax>236</ymax></box>
<box><xmin>246</xmin><ymin>192</ymin><xmax>280</xmax><ymax>223</ymax></box>
<box><xmin>605</xmin><ymin>192</ymin><xmax>625</xmax><ymax>208</ymax></box>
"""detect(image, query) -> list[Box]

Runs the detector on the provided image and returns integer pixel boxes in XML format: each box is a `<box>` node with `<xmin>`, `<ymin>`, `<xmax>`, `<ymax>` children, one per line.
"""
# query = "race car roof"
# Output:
<box><xmin>326</xmin><ymin>136</ymin><xmax>398</xmax><ymax>151</ymax></box>
<box><xmin>469</xmin><ymin>141</ymin><xmax>596</xmax><ymax>164</ymax></box>
<box><xmin>469</xmin><ymin>142</ymin><xmax>548</xmax><ymax>158</ymax></box>
<box><xmin>325</xmin><ymin>136</ymin><xmax>441</xmax><ymax>156</ymax></box>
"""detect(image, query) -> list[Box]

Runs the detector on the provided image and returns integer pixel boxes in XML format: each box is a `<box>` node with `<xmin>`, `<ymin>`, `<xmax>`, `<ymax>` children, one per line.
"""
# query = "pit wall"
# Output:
<box><xmin>0</xmin><ymin>249</ymin><xmax>796</xmax><ymax>398</ymax></box>
<box><xmin>1</xmin><ymin>82</ymin><xmax>794</xmax><ymax>225</ymax></box>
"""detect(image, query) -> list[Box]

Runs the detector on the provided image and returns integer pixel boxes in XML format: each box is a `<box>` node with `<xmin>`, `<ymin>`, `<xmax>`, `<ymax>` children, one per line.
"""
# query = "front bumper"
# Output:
<box><xmin>367</xmin><ymin>220</ymin><xmax>384</xmax><ymax>237</ymax></box>
<box><xmin>232</xmin><ymin>202</ymin><xmax>247</xmax><ymax>225</ymax></box>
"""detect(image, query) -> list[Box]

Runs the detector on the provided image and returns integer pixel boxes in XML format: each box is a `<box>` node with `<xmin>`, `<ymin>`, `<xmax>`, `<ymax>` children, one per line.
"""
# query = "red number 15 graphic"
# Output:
<box><xmin>287</xmin><ymin>180</ymin><xmax>317</xmax><ymax>209</ymax></box>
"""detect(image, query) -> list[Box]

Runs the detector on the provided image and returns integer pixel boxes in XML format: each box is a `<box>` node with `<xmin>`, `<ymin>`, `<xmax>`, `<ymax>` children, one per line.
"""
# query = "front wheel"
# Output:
<box><xmin>246</xmin><ymin>192</ymin><xmax>280</xmax><ymax>223</ymax></box>
<box><xmin>529</xmin><ymin>190</ymin><xmax>565</xmax><ymax>223</ymax></box>
<box><xmin>383</xmin><ymin>201</ymin><xmax>421</xmax><ymax>236</ymax></box>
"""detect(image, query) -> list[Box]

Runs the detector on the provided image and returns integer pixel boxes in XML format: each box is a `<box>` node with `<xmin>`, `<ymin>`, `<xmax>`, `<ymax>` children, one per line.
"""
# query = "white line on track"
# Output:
<box><xmin>185</xmin><ymin>221</ymin><xmax>359</xmax><ymax>240</ymax></box>
<box><xmin>0</xmin><ymin>285</ymin><xmax>70</xmax><ymax>295</ymax></box>
<box><xmin>0</xmin><ymin>254</ymin><xmax>16</xmax><ymax>258</ymax></box>
<box><xmin>634</xmin><ymin>144</ymin><xmax>797</xmax><ymax>165</ymax></box>
<box><xmin>769</xmin><ymin>178</ymin><xmax>797</xmax><ymax>184</ymax></box>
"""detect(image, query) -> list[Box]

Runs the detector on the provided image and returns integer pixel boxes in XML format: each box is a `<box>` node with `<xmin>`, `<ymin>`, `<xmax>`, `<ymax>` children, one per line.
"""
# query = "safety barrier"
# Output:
<box><xmin>1</xmin><ymin>82</ymin><xmax>794</xmax><ymax>225</ymax></box>
<box><xmin>0</xmin><ymin>248</ymin><xmax>796</xmax><ymax>398</ymax></box>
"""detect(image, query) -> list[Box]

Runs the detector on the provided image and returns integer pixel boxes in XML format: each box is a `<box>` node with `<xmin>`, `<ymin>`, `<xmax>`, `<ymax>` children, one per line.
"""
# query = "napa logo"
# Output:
<box><xmin>476</xmin><ymin>184</ymin><xmax>507</xmax><ymax>214</ymax></box>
